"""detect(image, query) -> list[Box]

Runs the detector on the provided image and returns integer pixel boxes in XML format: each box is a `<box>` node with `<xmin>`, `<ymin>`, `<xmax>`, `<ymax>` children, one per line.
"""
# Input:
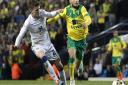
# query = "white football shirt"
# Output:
<box><xmin>15</xmin><ymin>9</ymin><xmax>58</xmax><ymax>47</ymax></box>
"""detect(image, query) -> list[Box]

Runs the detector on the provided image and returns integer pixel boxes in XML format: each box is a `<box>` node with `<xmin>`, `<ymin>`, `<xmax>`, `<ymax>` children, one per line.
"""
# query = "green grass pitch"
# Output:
<box><xmin>0</xmin><ymin>80</ymin><xmax>127</xmax><ymax>85</ymax></box>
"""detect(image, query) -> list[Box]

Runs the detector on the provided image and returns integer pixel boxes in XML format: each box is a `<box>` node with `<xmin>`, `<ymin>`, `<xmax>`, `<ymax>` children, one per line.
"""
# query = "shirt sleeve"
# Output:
<box><xmin>47</xmin><ymin>8</ymin><xmax>66</xmax><ymax>24</ymax></box>
<box><xmin>15</xmin><ymin>19</ymin><xmax>29</xmax><ymax>47</ymax></box>
<box><xmin>81</xmin><ymin>6</ymin><xmax>92</xmax><ymax>26</ymax></box>
<box><xmin>121</xmin><ymin>38</ymin><xmax>127</xmax><ymax>49</ymax></box>
<box><xmin>40</xmin><ymin>9</ymin><xmax>59</xmax><ymax>18</ymax></box>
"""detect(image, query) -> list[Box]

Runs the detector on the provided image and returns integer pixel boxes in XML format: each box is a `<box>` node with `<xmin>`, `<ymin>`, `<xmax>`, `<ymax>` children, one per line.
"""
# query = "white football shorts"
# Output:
<box><xmin>32</xmin><ymin>44</ymin><xmax>60</xmax><ymax>61</ymax></box>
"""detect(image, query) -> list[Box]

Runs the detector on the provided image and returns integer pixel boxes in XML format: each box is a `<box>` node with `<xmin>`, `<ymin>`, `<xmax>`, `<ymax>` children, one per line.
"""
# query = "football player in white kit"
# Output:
<box><xmin>14</xmin><ymin>0</ymin><xmax>67</xmax><ymax>85</ymax></box>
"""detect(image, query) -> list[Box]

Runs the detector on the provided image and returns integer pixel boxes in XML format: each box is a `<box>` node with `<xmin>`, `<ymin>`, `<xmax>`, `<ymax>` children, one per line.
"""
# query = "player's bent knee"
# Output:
<box><xmin>69</xmin><ymin>53</ymin><xmax>75</xmax><ymax>58</ymax></box>
<box><xmin>68</xmin><ymin>49</ymin><xmax>76</xmax><ymax>58</ymax></box>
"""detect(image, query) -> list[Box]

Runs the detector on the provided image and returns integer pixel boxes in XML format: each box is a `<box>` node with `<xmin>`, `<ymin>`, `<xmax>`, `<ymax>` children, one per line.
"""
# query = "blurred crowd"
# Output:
<box><xmin>0</xmin><ymin>0</ymin><xmax>128</xmax><ymax>80</ymax></box>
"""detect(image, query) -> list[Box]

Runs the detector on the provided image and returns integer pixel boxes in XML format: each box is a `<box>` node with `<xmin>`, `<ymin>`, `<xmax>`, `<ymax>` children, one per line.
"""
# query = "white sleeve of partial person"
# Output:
<box><xmin>41</xmin><ymin>9</ymin><xmax>58</xmax><ymax>18</ymax></box>
<box><xmin>15</xmin><ymin>21</ymin><xmax>29</xmax><ymax>47</ymax></box>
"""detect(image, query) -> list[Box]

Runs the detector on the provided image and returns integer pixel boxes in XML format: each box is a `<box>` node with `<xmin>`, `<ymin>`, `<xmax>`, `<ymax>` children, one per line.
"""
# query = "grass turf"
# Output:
<box><xmin>0</xmin><ymin>80</ymin><xmax>127</xmax><ymax>85</ymax></box>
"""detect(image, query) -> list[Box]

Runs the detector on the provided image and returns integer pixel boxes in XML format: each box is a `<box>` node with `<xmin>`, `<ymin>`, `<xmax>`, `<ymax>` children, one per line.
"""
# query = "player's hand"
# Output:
<box><xmin>57</xmin><ymin>9</ymin><xmax>63</xmax><ymax>13</ymax></box>
<box><xmin>82</xmin><ymin>22</ymin><xmax>86</xmax><ymax>29</ymax></box>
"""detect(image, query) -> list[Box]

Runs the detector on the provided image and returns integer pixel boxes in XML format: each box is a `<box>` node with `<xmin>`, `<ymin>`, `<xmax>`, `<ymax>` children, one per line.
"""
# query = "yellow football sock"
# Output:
<box><xmin>69</xmin><ymin>63</ymin><xmax>75</xmax><ymax>80</ymax></box>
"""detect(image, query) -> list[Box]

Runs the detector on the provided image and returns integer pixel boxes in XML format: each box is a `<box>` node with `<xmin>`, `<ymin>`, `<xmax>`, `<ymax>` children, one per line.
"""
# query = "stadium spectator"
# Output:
<box><xmin>106</xmin><ymin>65</ymin><xmax>115</xmax><ymax>77</ymax></box>
<box><xmin>97</xmin><ymin>6</ymin><xmax>105</xmax><ymax>32</ymax></box>
<box><xmin>93</xmin><ymin>57</ymin><xmax>102</xmax><ymax>76</ymax></box>
<box><xmin>88</xmin><ymin>63</ymin><xmax>96</xmax><ymax>77</ymax></box>
<box><xmin>49</xmin><ymin>27</ymin><xmax>57</xmax><ymax>44</ymax></box>
<box><xmin>88</xmin><ymin>3</ymin><xmax>98</xmax><ymax>34</ymax></box>
<box><xmin>102</xmin><ymin>0</ymin><xmax>111</xmax><ymax>23</ymax></box>
<box><xmin>122</xmin><ymin>64</ymin><xmax>128</xmax><ymax>78</ymax></box>
<box><xmin>11</xmin><ymin>57</ymin><xmax>22</xmax><ymax>80</ymax></box>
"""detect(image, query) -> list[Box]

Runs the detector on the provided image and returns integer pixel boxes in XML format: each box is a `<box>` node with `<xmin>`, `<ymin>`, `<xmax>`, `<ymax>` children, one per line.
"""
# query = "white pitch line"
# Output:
<box><xmin>88</xmin><ymin>77</ymin><xmax>128</xmax><ymax>81</ymax></box>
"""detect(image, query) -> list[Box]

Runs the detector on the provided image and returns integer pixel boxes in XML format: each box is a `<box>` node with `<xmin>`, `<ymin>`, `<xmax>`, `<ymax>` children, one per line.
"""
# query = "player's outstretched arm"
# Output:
<box><xmin>42</xmin><ymin>9</ymin><xmax>63</xmax><ymax>18</ymax></box>
<box><xmin>47</xmin><ymin>14</ymin><xmax>61</xmax><ymax>24</ymax></box>
<box><xmin>15</xmin><ymin>20</ymin><xmax>29</xmax><ymax>47</ymax></box>
<box><xmin>47</xmin><ymin>8</ymin><xmax>66</xmax><ymax>24</ymax></box>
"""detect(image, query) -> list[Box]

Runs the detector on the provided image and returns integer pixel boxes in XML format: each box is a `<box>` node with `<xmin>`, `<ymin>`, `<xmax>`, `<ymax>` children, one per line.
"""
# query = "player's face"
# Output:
<box><xmin>70</xmin><ymin>0</ymin><xmax>79</xmax><ymax>7</ymax></box>
<box><xmin>32</xmin><ymin>5</ymin><xmax>40</xmax><ymax>18</ymax></box>
<box><xmin>113</xmin><ymin>31</ymin><xmax>118</xmax><ymax>37</ymax></box>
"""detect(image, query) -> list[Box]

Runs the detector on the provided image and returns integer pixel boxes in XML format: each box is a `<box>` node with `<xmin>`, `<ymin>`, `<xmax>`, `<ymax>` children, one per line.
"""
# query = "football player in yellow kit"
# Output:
<box><xmin>47</xmin><ymin>0</ymin><xmax>91</xmax><ymax>85</ymax></box>
<box><xmin>107</xmin><ymin>31</ymin><xmax>126</xmax><ymax>80</ymax></box>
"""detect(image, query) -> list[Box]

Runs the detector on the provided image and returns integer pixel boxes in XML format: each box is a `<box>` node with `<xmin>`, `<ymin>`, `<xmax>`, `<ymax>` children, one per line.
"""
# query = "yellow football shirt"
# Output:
<box><xmin>47</xmin><ymin>5</ymin><xmax>91</xmax><ymax>41</ymax></box>
<box><xmin>108</xmin><ymin>37</ymin><xmax>126</xmax><ymax>57</ymax></box>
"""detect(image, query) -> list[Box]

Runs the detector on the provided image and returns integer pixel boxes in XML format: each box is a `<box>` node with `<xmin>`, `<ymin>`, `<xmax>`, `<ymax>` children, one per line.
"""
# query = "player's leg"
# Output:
<box><xmin>67</xmin><ymin>37</ymin><xmax>76</xmax><ymax>85</ymax></box>
<box><xmin>116</xmin><ymin>57</ymin><xmax>122</xmax><ymax>80</ymax></box>
<box><xmin>68</xmin><ymin>48</ymin><xmax>76</xmax><ymax>85</ymax></box>
<box><xmin>75</xmin><ymin>39</ymin><xmax>86</xmax><ymax>76</ymax></box>
<box><xmin>48</xmin><ymin>45</ymin><xmax>67</xmax><ymax>85</ymax></box>
<box><xmin>112</xmin><ymin>57</ymin><xmax>122</xmax><ymax>80</ymax></box>
<box><xmin>32</xmin><ymin>46</ymin><xmax>59</xmax><ymax>84</ymax></box>
<box><xmin>75</xmin><ymin>59</ymin><xmax>83</xmax><ymax>76</ymax></box>
<box><xmin>75</xmin><ymin>49</ymin><xmax>84</xmax><ymax>76</ymax></box>
<box><xmin>54</xmin><ymin>58</ymin><xmax>67</xmax><ymax>85</ymax></box>
<box><xmin>46</xmin><ymin>44</ymin><xmax>67</xmax><ymax>85</ymax></box>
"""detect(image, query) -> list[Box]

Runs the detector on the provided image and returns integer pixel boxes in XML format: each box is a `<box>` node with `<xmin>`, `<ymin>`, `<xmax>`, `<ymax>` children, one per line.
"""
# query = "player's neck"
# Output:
<box><xmin>31</xmin><ymin>13</ymin><xmax>39</xmax><ymax>19</ymax></box>
<box><xmin>71</xmin><ymin>5</ymin><xmax>79</xmax><ymax>10</ymax></box>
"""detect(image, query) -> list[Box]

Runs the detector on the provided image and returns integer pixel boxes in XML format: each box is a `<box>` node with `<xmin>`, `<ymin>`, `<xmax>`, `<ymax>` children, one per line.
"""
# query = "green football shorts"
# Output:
<box><xmin>112</xmin><ymin>56</ymin><xmax>121</xmax><ymax>65</ymax></box>
<box><xmin>67</xmin><ymin>36</ymin><xmax>87</xmax><ymax>61</ymax></box>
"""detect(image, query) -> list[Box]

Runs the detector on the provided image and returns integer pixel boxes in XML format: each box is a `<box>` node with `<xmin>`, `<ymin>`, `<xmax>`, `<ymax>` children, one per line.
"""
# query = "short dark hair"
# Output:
<box><xmin>29</xmin><ymin>0</ymin><xmax>40</xmax><ymax>9</ymax></box>
<box><xmin>32</xmin><ymin>0</ymin><xmax>40</xmax><ymax>7</ymax></box>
